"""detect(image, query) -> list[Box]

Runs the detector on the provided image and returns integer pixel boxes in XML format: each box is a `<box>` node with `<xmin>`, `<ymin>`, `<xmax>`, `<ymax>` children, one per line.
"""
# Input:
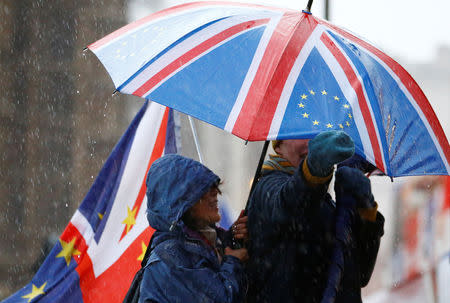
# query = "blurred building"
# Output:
<box><xmin>0</xmin><ymin>0</ymin><xmax>138</xmax><ymax>298</ymax></box>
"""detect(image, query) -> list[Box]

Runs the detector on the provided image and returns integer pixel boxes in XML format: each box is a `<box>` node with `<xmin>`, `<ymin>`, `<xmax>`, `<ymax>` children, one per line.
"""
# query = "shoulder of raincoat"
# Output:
<box><xmin>138</xmin><ymin>154</ymin><xmax>247</xmax><ymax>303</ymax></box>
<box><xmin>245</xmin><ymin>159</ymin><xmax>384</xmax><ymax>303</ymax></box>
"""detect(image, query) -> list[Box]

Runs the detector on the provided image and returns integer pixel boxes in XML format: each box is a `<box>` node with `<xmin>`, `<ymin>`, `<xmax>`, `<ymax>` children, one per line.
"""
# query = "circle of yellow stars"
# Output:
<box><xmin>297</xmin><ymin>89</ymin><xmax>353</xmax><ymax>129</ymax></box>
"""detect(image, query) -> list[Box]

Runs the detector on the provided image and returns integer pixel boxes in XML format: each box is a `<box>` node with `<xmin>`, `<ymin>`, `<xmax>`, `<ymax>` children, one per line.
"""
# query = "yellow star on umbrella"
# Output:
<box><xmin>348</xmin><ymin>113</ymin><xmax>353</xmax><ymax>119</ymax></box>
<box><xmin>22</xmin><ymin>282</ymin><xmax>47</xmax><ymax>302</ymax></box>
<box><xmin>122</xmin><ymin>206</ymin><xmax>137</xmax><ymax>233</ymax></box>
<box><xmin>326</xmin><ymin>123</ymin><xmax>333</xmax><ymax>128</ymax></box>
<box><xmin>56</xmin><ymin>238</ymin><xmax>81</xmax><ymax>266</ymax></box>
<box><xmin>321</xmin><ymin>90</ymin><xmax>327</xmax><ymax>95</ymax></box>
<box><xmin>313</xmin><ymin>120</ymin><xmax>319</xmax><ymax>125</ymax></box>
<box><xmin>137</xmin><ymin>241</ymin><xmax>148</xmax><ymax>261</ymax></box>
<box><xmin>339</xmin><ymin>124</ymin><xmax>344</xmax><ymax>129</ymax></box>
<box><xmin>309</xmin><ymin>89</ymin><xmax>315</xmax><ymax>95</ymax></box>
<box><xmin>298</xmin><ymin>102</ymin><xmax>305</xmax><ymax>108</ymax></box>
<box><xmin>343</xmin><ymin>104</ymin><xmax>350</xmax><ymax>109</ymax></box>
<box><xmin>346</xmin><ymin>121</ymin><xmax>351</xmax><ymax>127</ymax></box>
<box><xmin>301</xmin><ymin>94</ymin><xmax>308</xmax><ymax>100</ymax></box>
<box><xmin>302</xmin><ymin>112</ymin><xmax>309</xmax><ymax>118</ymax></box>
<box><xmin>334</xmin><ymin>96</ymin><xmax>339</xmax><ymax>101</ymax></box>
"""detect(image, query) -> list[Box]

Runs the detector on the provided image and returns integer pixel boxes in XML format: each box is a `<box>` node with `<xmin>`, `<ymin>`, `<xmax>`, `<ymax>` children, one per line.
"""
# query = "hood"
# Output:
<box><xmin>146</xmin><ymin>154</ymin><xmax>220</xmax><ymax>232</ymax></box>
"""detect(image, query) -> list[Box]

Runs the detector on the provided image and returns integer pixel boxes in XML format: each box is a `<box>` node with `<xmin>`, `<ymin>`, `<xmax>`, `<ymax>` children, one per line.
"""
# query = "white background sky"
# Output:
<box><xmin>129</xmin><ymin>0</ymin><xmax>450</xmax><ymax>63</ymax></box>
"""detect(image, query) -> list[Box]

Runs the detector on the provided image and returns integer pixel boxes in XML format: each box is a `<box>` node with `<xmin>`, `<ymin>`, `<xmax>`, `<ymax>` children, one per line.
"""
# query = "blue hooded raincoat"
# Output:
<box><xmin>139</xmin><ymin>154</ymin><xmax>247</xmax><ymax>303</ymax></box>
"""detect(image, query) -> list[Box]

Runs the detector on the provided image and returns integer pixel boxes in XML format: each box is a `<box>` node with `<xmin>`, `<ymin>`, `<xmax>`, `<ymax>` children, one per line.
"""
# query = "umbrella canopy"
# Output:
<box><xmin>88</xmin><ymin>1</ymin><xmax>449</xmax><ymax>177</ymax></box>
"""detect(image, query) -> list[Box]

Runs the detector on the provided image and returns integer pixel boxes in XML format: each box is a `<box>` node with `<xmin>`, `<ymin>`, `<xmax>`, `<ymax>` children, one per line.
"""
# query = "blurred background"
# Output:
<box><xmin>0</xmin><ymin>0</ymin><xmax>448</xmax><ymax>301</ymax></box>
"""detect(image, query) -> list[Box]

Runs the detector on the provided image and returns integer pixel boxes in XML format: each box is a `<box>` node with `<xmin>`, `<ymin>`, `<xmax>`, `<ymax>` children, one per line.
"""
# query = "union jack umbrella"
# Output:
<box><xmin>87</xmin><ymin>1</ymin><xmax>450</xmax><ymax>177</ymax></box>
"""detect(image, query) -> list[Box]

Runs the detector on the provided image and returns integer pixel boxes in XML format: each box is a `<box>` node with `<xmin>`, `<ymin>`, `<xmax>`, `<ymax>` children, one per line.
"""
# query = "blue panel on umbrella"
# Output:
<box><xmin>329</xmin><ymin>33</ymin><xmax>447</xmax><ymax>176</ymax></box>
<box><xmin>277</xmin><ymin>47</ymin><xmax>364</xmax><ymax>152</ymax></box>
<box><xmin>149</xmin><ymin>26</ymin><xmax>265</xmax><ymax>129</ymax></box>
<box><xmin>327</xmin><ymin>31</ymin><xmax>392</xmax><ymax>174</ymax></box>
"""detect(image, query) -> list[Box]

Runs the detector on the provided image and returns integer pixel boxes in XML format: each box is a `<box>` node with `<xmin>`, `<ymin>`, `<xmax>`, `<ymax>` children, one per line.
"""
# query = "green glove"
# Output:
<box><xmin>307</xmin><ymin>131</ymin><xmax>355</xmax><ymax>177</ymax></box>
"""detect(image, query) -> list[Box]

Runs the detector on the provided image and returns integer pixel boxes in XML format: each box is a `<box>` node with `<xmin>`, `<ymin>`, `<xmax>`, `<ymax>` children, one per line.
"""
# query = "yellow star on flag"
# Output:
<box><xmin>348</xmin><ymin>113</ymin><xmax>353</xmax><ymax>119</ymax></box>
<box><xmin>313</xmin><ymin>120</ymin><xmax>319</xmax><ymax>125</ymax></box>
<box><xmin>298</xmin><ymin>103</ymin><xmax>305</xmax><ymax>108</ymax></box>
<box><xmin>339</xmin><ymin>124</ymin><xmax>344</xmax><ymax>129</ymax></box>
<box><xmin>326</xmin><ymin>123</ymin><xmax>333</xmax><ymax>128</ymax></box>
<box><xmin>309</xmin><ymin>89</ymin><xmax>315</xmax><ymax>95</ymax></box>
<box><xmin>321</xmin><ymin>90</ymin><xmax>327</xmax><ymax>95</ymax></box>
<box><xmin>22</xmin><ymin>282</ymin><xmax>47</xmax><ymax>302</ymax></box>
<box><xmin>301</xmin><ymin>94</ymin><xmax>308</xmax><ymax>100</ymax></box>
<box><xmin>56</xmin><ymin>238</ymin><xmax>81</xmax><ymax>266</ymax></box>
<box><xmin>122</xmin><ymin>206</ymin><xmax>137</xmax><ymax>233</ymax></box>
<box><xmin>334</xmin><ymin>96</ymin><xmax>339</xmax><ymax>101</ymax></box>
<box><xmin>137</xmin><ymin>241</ymin><xmax>148</xmax><ymax>261</ymax></box>
<box><xmin>343</xmin><ymin>104</ymin><xmax>350</xmax><ymax>109</ymax></box>
<box><xmin>346</xmin><ymin>121</ymin><xmax>351</xmax><ymax>127</ymax></box>
<box><xmin>302</xmin><ymin>112</ymin><xmax>309</xmax><ymax>118</ymax></box>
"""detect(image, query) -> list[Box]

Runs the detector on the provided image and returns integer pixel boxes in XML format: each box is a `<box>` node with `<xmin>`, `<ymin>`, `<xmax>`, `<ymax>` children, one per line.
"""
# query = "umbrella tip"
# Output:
<box><xmin>112</xmin><ymin>89</ymin><xmax>118</xmax><ymax>96</ymax></box>
<box><xmin>303</xmin><ymin>0</ymin><xmax>313</xmax><ymax>14</ymax></box>
<box><xmin>82</xmin><ymin>47</ymin><xmax>88</xmax><ymax>52</ymax></box>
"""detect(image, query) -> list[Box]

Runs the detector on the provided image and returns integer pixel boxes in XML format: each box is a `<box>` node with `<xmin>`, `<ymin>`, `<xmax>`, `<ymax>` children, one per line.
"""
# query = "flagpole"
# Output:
<box><xmin>188</xmin><ymin>116</ymin><xmax>204</xmax><ymax>164</ymax></box>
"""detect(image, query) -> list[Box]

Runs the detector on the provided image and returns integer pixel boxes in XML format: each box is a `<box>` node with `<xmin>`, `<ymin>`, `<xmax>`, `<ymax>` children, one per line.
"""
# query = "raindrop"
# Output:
<box><xmin>65</xmin><ymin>203</ymin><xmax>68</xmax><ymax>207</ymax></box>
<box><xmin>76</xmin><ymin>90</ymin><xmax>80</xmax><ymax>94</ymax></box>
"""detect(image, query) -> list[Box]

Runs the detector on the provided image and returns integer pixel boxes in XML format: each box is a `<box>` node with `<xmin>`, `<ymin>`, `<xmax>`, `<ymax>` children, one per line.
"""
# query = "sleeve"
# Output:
<box><xmin>356</xmin><ymin>211</ymin><xmax>385</xmax><ymax>287</ymax></box>
<box><xmin>248</xmin><ymin>160</ymin><xmax>330</xmax><ymax>227</ymax></box>
<box><xmin>139</xmin><ymin>244</ymin><xmax>247</xmax><ymax>303</ymax></box>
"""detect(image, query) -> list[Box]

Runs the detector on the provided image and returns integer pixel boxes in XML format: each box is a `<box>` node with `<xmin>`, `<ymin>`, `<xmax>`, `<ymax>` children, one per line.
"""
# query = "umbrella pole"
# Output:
<box><xmin>188</xmin><ymin>116</ymin><xmax>204</xmax><ymax>164</ymax></box>
<box><xmin>233</xmin><ymin>140</ymin><xmax>269</xmax><ymax>249</ymax></box>
<box><xmin>244</xmin><ymin>140</ymin><xmax>270</xmax><ymax>214</ymax></box>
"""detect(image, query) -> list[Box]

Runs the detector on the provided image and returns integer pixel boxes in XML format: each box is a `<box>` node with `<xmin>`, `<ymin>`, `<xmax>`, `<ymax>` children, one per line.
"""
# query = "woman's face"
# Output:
<box><xmin>188</xmin><ymin>186</ymin><xmax>221</xmax><ymax>228</ymax></box>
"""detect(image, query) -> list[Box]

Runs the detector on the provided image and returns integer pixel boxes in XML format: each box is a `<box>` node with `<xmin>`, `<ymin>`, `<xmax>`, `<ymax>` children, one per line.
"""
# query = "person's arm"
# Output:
<box><xmin>140</xmin><ymin>242</ymin><xmax>247</xmax><ymax>303</ymax></box>
<box><xmin>251</xmin><ymin>131</ymin><xmax>355</xmax><ymax>226</ymax></box>
<box><xmin>249</xmin><ymin>167</ymin><xmax>328</xmax><ymax>226</ymax></box>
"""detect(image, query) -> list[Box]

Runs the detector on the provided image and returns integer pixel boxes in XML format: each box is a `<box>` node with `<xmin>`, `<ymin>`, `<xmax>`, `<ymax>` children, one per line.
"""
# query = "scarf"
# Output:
<box><xmin>262</xmin><ymin>154</ymin><xmax>296</xmax><ymax>175</ymax></box>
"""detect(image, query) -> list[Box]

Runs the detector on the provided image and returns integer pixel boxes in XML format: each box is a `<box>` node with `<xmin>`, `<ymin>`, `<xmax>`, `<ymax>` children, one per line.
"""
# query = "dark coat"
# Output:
<box><xmin>139</xmin><ymin>155</ymin><xmax>247</xmax><ymax>303</ymax></box>
<box><xmin>246</xmin><ymin>161</ymin><xmax>384</xmax><ymax>303</ymax></box>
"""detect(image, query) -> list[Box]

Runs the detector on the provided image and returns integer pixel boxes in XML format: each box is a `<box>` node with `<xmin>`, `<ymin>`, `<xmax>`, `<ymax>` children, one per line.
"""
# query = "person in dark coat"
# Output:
<box><xmin>139</xmin><ymin>154</ymin><xmax>248</xmax><ymax>303</ymax></box>
<box><xmin>246</xmin><ymin>130</ymin><xmax>384</xmax><ymax>303</ymax></box>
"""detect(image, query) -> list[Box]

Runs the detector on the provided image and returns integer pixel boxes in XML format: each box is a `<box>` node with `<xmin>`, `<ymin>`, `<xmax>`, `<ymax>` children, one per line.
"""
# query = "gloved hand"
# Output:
<box><xmin>307</xmin><ymin>131</ymin><xmax>355</xmax><ymax>177</ymax></box>
<box><xmin>334</xmin><ymin>166</ymin><xmax>375</xmax><ymax>209</ymax></box>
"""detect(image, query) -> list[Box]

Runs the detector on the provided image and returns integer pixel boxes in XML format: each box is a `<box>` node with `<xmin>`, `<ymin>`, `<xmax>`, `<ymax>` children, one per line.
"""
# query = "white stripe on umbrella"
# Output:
<box><xmin>127</xmin><ymin>17</ymin><xmax>271</xmax><ymax>98</ymax></box>
<box><xmin>224</xmin><ymin>14</ymin><xmax>283</xmax><ymax>133</ymax></box>
<box><xmin>267</xmin><ymin>25</ymin><xmax>323</xmax><ymax>140</ymax></box>
<box><xmin>315</xmin><ymin>32</ymin><xmax>376</xmax><ymax>166</ymax></box>
<box><xmin>120</xmin><ymin>14</ymin><xmax>273</xmax><ymax>94</ymax></box>
<box><xmin>322</xmin><ymin>30</ymin><xmax>387</xmax><ymax>172</ymax></box>
<box><xmin>343</xmin><ymin>35</ymin><xmax>450</xmax><ymax>174</ymax></box>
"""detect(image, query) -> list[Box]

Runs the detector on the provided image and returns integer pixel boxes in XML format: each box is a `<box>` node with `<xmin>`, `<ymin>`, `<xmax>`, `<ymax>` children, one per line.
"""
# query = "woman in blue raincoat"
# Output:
<box><xmin>139</xmin><ymin>154</ymin><xmax>248</xmax><ymax>303</ymax></box>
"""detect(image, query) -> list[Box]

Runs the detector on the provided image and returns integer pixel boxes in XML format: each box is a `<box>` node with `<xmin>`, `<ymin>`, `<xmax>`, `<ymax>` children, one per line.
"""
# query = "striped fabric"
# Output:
<box><xmin>88</xmin><ymin>2</ymin><xmax>449</xmax><ymax>177</ymax></box>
